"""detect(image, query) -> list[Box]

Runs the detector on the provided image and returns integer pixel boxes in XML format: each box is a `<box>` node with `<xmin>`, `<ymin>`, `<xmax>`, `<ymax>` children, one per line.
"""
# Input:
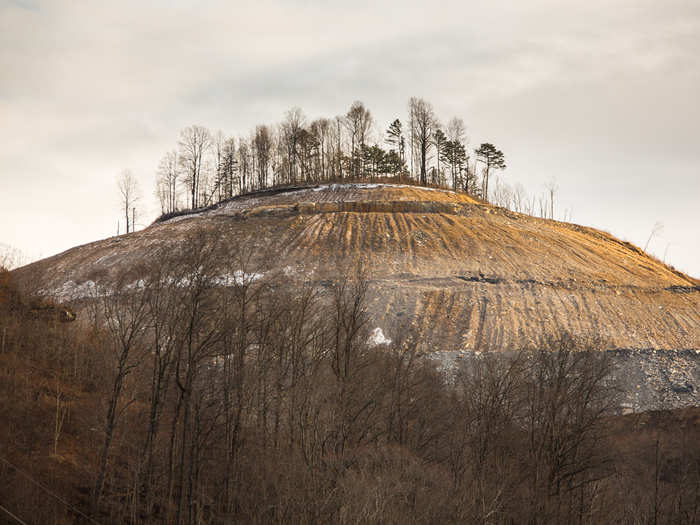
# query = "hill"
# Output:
<box><xmin>12</xmin><ymin>182</ymin><xmax>700</xmax><ymax>409</ymax></box>
<box><xmin>4</xmin><ymin>182</ymin><xmax>700</xmax><ymax>523</ymax></box>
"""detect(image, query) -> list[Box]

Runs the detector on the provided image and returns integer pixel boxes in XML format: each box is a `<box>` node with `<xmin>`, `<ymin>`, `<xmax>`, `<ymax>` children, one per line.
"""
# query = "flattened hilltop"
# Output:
<box><xmin>17</xmin><ymin>183</ymin><xmax>698</xmax><ymax>352</ymax></box>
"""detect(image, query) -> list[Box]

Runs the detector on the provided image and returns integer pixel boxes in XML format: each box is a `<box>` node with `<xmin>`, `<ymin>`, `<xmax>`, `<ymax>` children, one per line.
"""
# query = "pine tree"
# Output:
<box><xmin>441</xmin><ymin>140</ymin><xmax>467</xmax><ymax>191</ymax></box>
<box><xmin>475</xmin><ymin>143</ymin><xmax>506</xmax><ymax>201</ymax></box>
<box><xmin>386</xmin><ymin>119</ymin><xmax>404</xmax><ymax>160</ymax></box>
<box><xmin>433</xmin><ymin>128</ymin><xmax>447</xmax><ymax>185</ymax></box>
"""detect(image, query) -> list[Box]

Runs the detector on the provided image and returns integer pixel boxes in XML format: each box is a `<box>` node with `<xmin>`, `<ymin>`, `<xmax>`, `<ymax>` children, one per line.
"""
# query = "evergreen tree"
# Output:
<box><xmin>433</xmin><ymin>128</ymin><xmax>447</xmax><ymax>185</ymax></box>
<box><xmin>386</xmin><ymin>119</ymin><xmax>405</xmax><ymax>162</ymax></box>
<box><xmin>384</xmin><ymin>149</ymin><xmax>404</xmax><ymax>177</ymax></box>
<box><xmin>475</xmin><ymin>143</ymin><xmax>506</xmax><ymax>201</ymax></box>
<box><xmin>442</xmin><ymin>139</ymin><xmax>467</xmax><ymax>191</ymax></box>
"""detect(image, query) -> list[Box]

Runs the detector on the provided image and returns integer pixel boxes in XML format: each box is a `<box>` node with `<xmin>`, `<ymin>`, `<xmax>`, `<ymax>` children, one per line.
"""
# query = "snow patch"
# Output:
<box><xmin>162</xmin><ymin>211</ymin><xmax>204</xmax><ymax>224</ymax></box>
<box><xmin>213</xmin><ymin>270</ymin><xmax>264</xmax><ymax>286</ymax></box>
<box><xmin>163</xmin><ymin>183</ymin><xmax>461</xmax><ymax>222</ymax></box>
<box><xmin>40</xmin><ymin>279</ymin><xmax>98</xmax><ymax>300</ymax></box>
<box><xmin>310</xmin><ymin>183</ymin><xmax>457</xmax><ymax>194</ymax></box>
<box><xmin>313</xmin><ymin>183</ymin><xmax>381</xmax><ymax>191</ymax></box>
<box><xmin>126</xmin><ymin>279</ymin><xmax>146</xmax><ymax>290</ymax></box>
<box><xmin>369</xmin><ymin>327</ymin><xmax>391</xmax><ymax>346</ymax></box>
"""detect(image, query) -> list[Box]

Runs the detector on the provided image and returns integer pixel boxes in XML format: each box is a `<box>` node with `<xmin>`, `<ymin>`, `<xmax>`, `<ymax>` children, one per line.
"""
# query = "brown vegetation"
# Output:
<box><xmin>2</xmin><ymin>239</ymin><xmax>700</xmax><ymax>524</ymax></box>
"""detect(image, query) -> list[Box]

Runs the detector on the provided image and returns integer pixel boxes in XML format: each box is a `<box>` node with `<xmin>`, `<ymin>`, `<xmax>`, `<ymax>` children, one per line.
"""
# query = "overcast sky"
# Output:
<box><xmin>1</xmin><ymin>0</ymin><xmax>698</xmax><ymax>276</ymax></box>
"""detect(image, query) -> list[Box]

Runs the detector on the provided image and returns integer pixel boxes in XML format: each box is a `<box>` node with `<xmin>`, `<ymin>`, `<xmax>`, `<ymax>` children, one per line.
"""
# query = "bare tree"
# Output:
<box><xmin>238</xmin><ymin>139</ymin><xmax>251</xmax><ymax>193</ymax></box>
<box><xmin>296</xmin><ymin>127</ymin><xmax>319</xmax><ymax>181</ymax></box>
<box><xmin>92</xmin><ymin>273</ymin><xmax>151</xmax><ymax>510</ymax></box>
<box><xmin>178</xmin><ymin>125</ymin><xmax>212</xmax><ymax>209</ymax></box>
<box><xmin>644</xmin><ymin>221</ymin><xmax>664</xmax><ymax>252</ymax></box>
<box><xmin>545</xmin><ymin>178</ymin><xmax>558</xmax><ymax>219</ymax></box>
<box><xmin>344</xmin><ymin>101</ymin><xmax>373</xmax><ymax>178</ymax></box>
<box><xmin>155</xmin><ymin>151</ymin><xmax>179</xmax><ymax>215</ymax></box>
<box><xmin>117</xmin><ymin>169</ymin><xmax>139</xmax><ymax>233</ymax></box>
<box><xmin>333</xmin><ymin>115</ymin><xmax>345</xmax><ymax>179</ymax></box>
<box><xmin>512</xmin><ymin>182</ymin><xmax>526</xmax><ymax>213</ymax></box>
<box><xmin>520</xmin><ymin>334</ymin><xmax>617</xmax><ymax>522</ymax></box>
<box><xmin>254</xmin><ymin>125</ymin><xmax>273</xmax><ymax>190</ymax></box>
<box><xmin>408</xmin><ymin>97</ymin><xmax>436</xmax><ymax>185</ymax></box>
<box><xmin>446</xmin><ymin>117</ymin><xmax>466</xmax><ymax>145</ymax></box>
<box><xmin>0</xmin><ymin>243</ymin><xmax>25</xmax><ymax>270</ymax></box>
<box><xmin>451</xmin><ymin>350</ymin><xmax>527</xmax><ymax>522</ymax></box>
<box><xmin>310</xmin><ymin>118</ymin><xmax>331</xmax><ymax>181</ymax></box>
<box><xmin>281</xmin><ymin>107</ymin><xmax>306</xmax><ymax>184</ymax></box>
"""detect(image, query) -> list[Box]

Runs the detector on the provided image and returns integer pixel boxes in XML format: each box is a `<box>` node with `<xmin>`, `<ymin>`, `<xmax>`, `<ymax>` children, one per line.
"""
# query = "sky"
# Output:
<box><xmin>1</xmin><ymin>0</ymin><xmax>699</xmax><ymax>276</ymax></box>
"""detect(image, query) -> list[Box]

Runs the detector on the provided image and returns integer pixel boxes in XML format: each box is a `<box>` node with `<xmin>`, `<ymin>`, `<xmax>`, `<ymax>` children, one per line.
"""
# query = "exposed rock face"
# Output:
<box><xmin>12</xmin><ymin>183</ymin><xmax>700</xmax><ymax>409</ymax></box>
<box><xmin>428</xmin><ymin>348</ymin><xmax>700</xmax><ymax>412</ymax></box>
<box><xmin>610</xmin><ymin>349</ymin><xmax>700</xmax><ymax>411</ymax></box>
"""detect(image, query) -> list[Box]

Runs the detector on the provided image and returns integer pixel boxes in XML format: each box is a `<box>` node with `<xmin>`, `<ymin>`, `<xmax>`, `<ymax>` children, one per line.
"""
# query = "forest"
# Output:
<box><xmin>1</xmin><ymin>232</ymin><xmax>699</xmax><ymax>524</ymax></box>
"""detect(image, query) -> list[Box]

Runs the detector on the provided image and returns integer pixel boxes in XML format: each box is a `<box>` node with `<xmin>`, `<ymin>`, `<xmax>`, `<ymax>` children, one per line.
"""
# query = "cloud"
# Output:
<box><xmin>0</xmin><ymin>0</ymin><xmax>699</xmax><ymax>275</ymax></box>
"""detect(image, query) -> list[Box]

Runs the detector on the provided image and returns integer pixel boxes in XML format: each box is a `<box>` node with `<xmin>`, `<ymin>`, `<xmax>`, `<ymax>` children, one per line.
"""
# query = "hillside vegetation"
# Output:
<box><xmin>2</xmin><ymin>248</ymin><xmax>700</xmax><ymax>523</ymax></box>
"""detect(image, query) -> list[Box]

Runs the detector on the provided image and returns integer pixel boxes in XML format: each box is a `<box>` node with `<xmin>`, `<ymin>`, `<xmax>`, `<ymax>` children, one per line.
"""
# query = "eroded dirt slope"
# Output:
<box><xmin>13</xmin><ymin>183</ymin><xmax>699</xmax><ymax>355</ymax></box>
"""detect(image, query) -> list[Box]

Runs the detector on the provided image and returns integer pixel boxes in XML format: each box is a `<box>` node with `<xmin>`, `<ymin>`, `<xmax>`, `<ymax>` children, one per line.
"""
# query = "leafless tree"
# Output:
<box><xmin>117</xmin><ymin>169</ymin><xmax>139</xmax><ymax>233</ymax></box>
<box><xmin>310</xmin><ymin>118</ymin><xmax>331</xmax><ymax>181</ymax></box>
<box><xmin>91</xmin><ymin>272</ymin><xmax>151</xmax><ymax>510</ymax></box>
<box><xmin>178</xmin><ymin>125</ymin><xmax>212</xmax><ymax>209</ymax></box>
<box><xmin>446</xmin><ymin>117</ymin><xmax>466</xmax><ymax>145</ymax></box>
<box><xmin>644</xmin><ymin>221</ymin><xmax>664</xmax><ymax>252</ymax></box>
<box><xmin>0</xmin><ymin>243</ymin><xmax>25</xmax><ymax>271</ymax></box>
<box><xmin>408</xmin><ymin>97</ymin><xmax>436</xmax><ymax>185</ymax></box>
<box><xmin>519</xmin><ymin>334</ymin><xmax>617</xmax><ymax>522</ymax></box>
<box><xmin>344</xmin><ymin>101</ymin><xmax>373</xmax><ymax>178</ymax></box>
<box><xmin>296</xmin><ymin>127</ymin><xmax>319</xmax><ymax>181</ymax></box>
<box><xmin>545</xmin><ymin>178</ymin><xmax>558</xmax><ymax>219</ymax></box>
<box><xmin>333</xmin><ymin>115</ymin><xmax>345</xmax><ymax>179</ymax></box>
<box><xmin>491</xmin><ymin>176</ymin><xmax>514</xmax><ymax>209</ymax></box>
<box><xmin>155</xmin><ymin>151</ymin><xmax>179</xmax><ymax>214</ymax></box>
<box><xmin>539</xmin><ymin>193</ymin><xmax>549</xmax><ymax>218</ymax></box>
<box><xmin>281</xmin><ymin>107</ymin><xmax>306</xmax><ymax>184</ymax></box>
<box><xmin>238</xmin><ymin>138</ymin><xmax>252</xmax><ymax>193</ymax></box>
<box><xmin>253</xmin><ymin>125</ymin><xmax>273</xmax><ymax>190</ymax></box>
<box><xmin>450</xmin><ymin>351</ymin><xmax>527</xmax><ymax>522</ymax></box>
<box><xmin>512</xmin><ymin>182</ymin><xmax>526</xmax><ymax>213</ymax></box>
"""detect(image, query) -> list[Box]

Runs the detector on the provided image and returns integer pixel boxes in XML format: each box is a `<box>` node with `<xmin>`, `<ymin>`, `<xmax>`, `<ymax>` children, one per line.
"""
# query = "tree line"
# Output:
<box><xmin>2</xmin><ymin>238</ymin><xmax>700</xmax><ymax>523</ymax></box>
<box><xmin>152</xmin><ymin>98</ymin><xmax>507</xmax><ymax>217</ymax></box>
<box><xmin>121</xmin><ymin>97</ymin><xmax>577</xmax><ymax>232</ymax></box>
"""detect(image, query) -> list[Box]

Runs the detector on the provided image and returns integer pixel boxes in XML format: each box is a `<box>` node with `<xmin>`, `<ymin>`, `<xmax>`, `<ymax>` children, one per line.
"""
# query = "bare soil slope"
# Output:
<box><xmin>14</xmin><ymin>183</ymin><xmax>699</xmax><ymax>354</ymax></box>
